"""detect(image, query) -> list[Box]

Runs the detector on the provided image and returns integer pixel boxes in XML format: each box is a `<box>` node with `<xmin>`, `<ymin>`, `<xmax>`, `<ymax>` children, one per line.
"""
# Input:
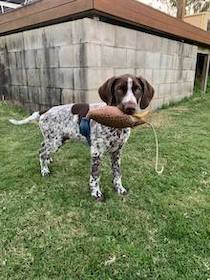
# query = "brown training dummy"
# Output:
<box><xmin>87</xmin><ymin>106</ymin><xmax>149</xmax><ymax>128</ymax></box>
<box><xmin>87</xmin><ymin>105</ymin><xmax>164</xmax><ymax>175</ymax></box>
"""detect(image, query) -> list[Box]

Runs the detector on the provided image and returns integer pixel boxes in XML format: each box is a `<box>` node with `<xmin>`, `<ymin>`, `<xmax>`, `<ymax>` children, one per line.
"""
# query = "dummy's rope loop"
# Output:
<box><xmin>145</xmin><ymin>122</ymin><xmax>164</xmax><ymax>175</ymax></box>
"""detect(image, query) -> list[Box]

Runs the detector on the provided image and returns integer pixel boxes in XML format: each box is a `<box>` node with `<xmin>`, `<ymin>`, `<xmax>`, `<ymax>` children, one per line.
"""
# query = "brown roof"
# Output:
<box><xmin>0</xmin><ymin>0</ymin><xmax>210</xmax><ymax>47</ymax></box>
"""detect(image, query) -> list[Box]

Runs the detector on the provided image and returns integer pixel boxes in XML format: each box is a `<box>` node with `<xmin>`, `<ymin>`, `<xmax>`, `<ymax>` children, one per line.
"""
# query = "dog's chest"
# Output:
<box><xmin>90</xmin><ymin>121</ymin><xmax>131</xmax><ymax>152</ymax></box>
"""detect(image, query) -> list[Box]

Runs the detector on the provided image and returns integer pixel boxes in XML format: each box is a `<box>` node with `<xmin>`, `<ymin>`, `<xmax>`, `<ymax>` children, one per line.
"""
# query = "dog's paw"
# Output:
<box><xmin>91</xmin><ymin>189</ymin><xmax>105</xmax><ymax>202</ymax></box>
<box><xmin>115</xmin><ymin>186</ymin><xmax>128</xmax><ymax>195</ymax></box>
<box><xmin>41</xmin><ymin>167</ymin><xmax>50</xmax><ymax>177</ymax></box>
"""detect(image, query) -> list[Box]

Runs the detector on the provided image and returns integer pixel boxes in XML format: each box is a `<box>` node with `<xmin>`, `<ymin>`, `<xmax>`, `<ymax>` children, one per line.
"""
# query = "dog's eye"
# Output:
<box><xmin>133</xmin><ymin>86</ymin><xmax>140</xmax><ymax>91</ymax></box>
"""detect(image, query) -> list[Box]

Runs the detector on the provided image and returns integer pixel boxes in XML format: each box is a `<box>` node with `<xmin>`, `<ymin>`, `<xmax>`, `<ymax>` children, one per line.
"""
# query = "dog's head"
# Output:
<box><xmin>98</xmin><ymin>74</ymin><xmax>154</xmax><ymax>114</ymax></box>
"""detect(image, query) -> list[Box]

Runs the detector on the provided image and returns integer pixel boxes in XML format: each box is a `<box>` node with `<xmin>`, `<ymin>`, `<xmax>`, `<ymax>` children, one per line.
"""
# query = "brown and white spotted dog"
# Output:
<box><xmin>9</xmin><ymin>74</ymin><xmax>154</xmax><ymax>201</ymax></box>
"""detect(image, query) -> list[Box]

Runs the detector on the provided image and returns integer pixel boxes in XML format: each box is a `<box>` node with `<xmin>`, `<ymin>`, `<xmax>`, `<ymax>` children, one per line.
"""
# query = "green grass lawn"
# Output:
<box><xmin>1</xmin><ymin>93</ymin><xmax>210</xmax><ymax>280</ymax></box>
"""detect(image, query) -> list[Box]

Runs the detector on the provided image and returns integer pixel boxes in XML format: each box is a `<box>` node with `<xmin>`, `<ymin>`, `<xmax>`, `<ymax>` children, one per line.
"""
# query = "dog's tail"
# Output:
<box><xmin>9</xmin><ymin>111</ymin><xmax>40</xmax><ymax>125</ymax></box>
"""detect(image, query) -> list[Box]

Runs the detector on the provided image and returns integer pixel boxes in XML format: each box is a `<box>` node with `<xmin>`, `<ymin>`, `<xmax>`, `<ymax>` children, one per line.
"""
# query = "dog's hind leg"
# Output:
<box><xmin>39</xmin><ymin>138</ymin><xmax>62</xmax><ymax>176</ymax></box>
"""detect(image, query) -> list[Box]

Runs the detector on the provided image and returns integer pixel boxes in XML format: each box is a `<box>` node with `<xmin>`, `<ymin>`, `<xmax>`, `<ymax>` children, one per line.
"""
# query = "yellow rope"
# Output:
<box><xmin>145</xmin><ymin>122</ymin><xmax>164</xmax><ymax>175</ymax></box>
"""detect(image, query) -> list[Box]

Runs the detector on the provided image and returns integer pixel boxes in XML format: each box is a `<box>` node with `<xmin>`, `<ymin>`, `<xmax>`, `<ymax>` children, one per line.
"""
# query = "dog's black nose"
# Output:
<box><xmin>125</xmin><ymin>107</ymin><xmax>136</xmax><ymax>115</ymax></box>
<box><xmin>124</xmin><ymin>102</ymin><xmax>137</xmax><ymax>115</ymax></box>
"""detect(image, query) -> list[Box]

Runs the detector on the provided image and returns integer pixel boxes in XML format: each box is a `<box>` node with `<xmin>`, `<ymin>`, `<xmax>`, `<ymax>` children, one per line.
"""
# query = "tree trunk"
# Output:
<box><xmin>176</xmin><ymin>0</ymin><xmax>186</xmax><ymax>19</ymax></box>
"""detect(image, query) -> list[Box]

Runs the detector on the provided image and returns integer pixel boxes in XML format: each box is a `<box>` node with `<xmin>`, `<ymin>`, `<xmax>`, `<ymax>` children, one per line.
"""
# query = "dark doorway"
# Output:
<box><xmin>195</xmin><ymin>53</ymin><xmax>210</xmax><ymax>93</ymax></box>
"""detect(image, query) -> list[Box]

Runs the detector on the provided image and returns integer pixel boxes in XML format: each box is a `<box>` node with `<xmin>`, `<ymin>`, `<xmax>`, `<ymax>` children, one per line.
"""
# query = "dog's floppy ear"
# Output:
<box><xmin>98</xmin><ymin>77</ymin><xmax>117</xmax><ymax>105</ymax></box>
<box><xmin>137</xmin><ymin>76</ymin><xmax>154</xmax><ymax>109</ymax></box>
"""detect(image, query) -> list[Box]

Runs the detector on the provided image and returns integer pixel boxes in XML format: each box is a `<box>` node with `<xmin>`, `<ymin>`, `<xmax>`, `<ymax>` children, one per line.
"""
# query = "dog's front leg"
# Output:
<box><xmin>111</xmin><ymin>150</ymin><xmax>128</xmax><ymax>195</ymax></box>
<box><xmin>90</xmin><ymin>152</ymin><xmax>104</xmax><ymax>201</ymax></box>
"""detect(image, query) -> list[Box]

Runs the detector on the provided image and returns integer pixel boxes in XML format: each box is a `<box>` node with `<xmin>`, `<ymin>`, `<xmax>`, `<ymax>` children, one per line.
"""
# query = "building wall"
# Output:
<box><xmin>0</xmin><ymin>18</ymin><xmax>198</xmax><ymax>111</ymax></box>
<box><xmin>184</xmin><ymin>12</ymin><xmax>210</xmax><ymax>31</ymax></box>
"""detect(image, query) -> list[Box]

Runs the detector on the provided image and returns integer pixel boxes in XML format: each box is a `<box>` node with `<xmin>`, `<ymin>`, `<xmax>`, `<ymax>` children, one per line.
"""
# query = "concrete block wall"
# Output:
<box><xmin>78</xmin><ymin>18</ymin><xmax>198</xmax><ymax>109</ymax></box>
<box><xmin>0</xmin><ymin>17</ymin><xmax>198</xmax><ymax>111</ymax></box>
<box><xmin>0</xmin><ymin>20</ymin><xmax>91</xmax><ymax>111</ymax></box>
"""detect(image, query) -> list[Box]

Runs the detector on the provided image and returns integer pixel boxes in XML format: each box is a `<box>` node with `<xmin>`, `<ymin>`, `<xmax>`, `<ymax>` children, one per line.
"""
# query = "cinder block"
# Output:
<box><xmin>101</xmin><ymin>46</ymin><xmax>114</xmax><ymax>67</ymax></box>
<box><xmin>8</xmin><ymin>52</ymin><xmax>17</xmax><ymax>69</ymax></box>
<box><xmin>182</xmin><ymin>70</ymin><xmax>188</xmax><ymax>82</ymax></box>
<box><xmin>35</xmin><ymin>48</ymin><xmax>59</xmax><ymax>68</ymax></box>
<box><xmin>6</xmin><ymin>33</ymin><xmax>24</xmax><ymax>51</ymax></box>
<box><xmin>183</xmin><ymin>57</ymin><xmax>193</xmax><ymax>70</ymax></box>
<box><xmin>178</xmin><ymin>43</ymin><xmax>184</xmax><ymax>56</ymax></box>
<box><xmin>86</xmin><ymin>68</ymin><xmax>103</xmax><ymax>90</ymax></box>
<box><xmin>138</xmin><ymin>33</ymin><xmax>156</xmax><ymax>52</ymax></box>
<box><xmin>145</xmin><ymin>52</ymin><xmax>160</xmax><ymax>69</ymax></box>
<box><xmin>28</xmin><ymin>86</ymin><xmax>61</xmax><ymax>106</ymax></box>
<box><xmin>10</xmin><ymin>69</ymin><xmax>27</xmax><ymax>86</ymax></box>
<box><xmin>74</xmin><ymin>68</ymin><xmax>87</xmax><ymax>90</ymax></box>
<box><xmin>82</xmin><ymin>18</ymin><xmax>115</xmax><ymax>46</ymax></box>
<box><xmin>75</xmin><ymin>18</ymin><xmax>100</xmax><ymax>44</ymax></box>
<box><xmin>10</xmin><ymin>85</ymin><xmax>20</xmax><ymax>100</ymax></box>
<box><xmin>187</xmin><ymin>70</ymin><xmax>195</xmax><ymax>82</ymax></box>
<box><xmin>0</xmin><ymin>54</ymin><xmax>8</xmax><ymax>68</ymax></box>
<box><xmin>172</xmin><ymin>55</ymin><xmax>179</xmax><ymax>69</ymax></box>
<box><xmin>26</xmin><ymin>69</ymin><xmax>41</xmax><ymax>87</ymax></box>
<box><xmin>18</xmin><ymin>85</ymin><xmax>29</xmax><ymax>103</ymax></box>
<box><xmin>0</xmin><ymin>37</ymin><xmax>6</xmax><ymax>54</ymax></box>
<box><xmin>115</xmin><ymin>26</ymin><xmax>136</xmax><ymax>49</ymax></box>
<box><xmin>55</xmin><ymin>68</ymin><xmax>74</xmax><ymax>89</ymax></box>
<box><xmin>113</xmin><ymin>48</ymin><xmax>127</xmax><ymax>68</ymax></box>
<box><xmin>39</xmin><ymin>68</ymin><xmax>51</xmax><ymax>87</ymax></box>
<box><xmin>144</xmin><ymin>69</ymin><xmax>153</xmax><ymax>82</ymax></box>
<box><xmin>28</xmin><ymin>86</ymin><xmax>41</xmax><ymax>104</ymax></box>
<box><xmin>24</xmin><ymin>50</ymin><xmax>36</xmax><ymax>68</ymax></box>
<box><xmin>136</xmin><ymin>69</ymin><xmax>145</xmax><ymax>77</ymax></box>
<box><xmin>61</xmin><ymin>89</ymin><xmax>75</xmax><ymax>104</ymax></box>
<box><xmin>191</xmin><ymin>46</ymin><xmax>198</xmax><ymax>58</ymax></box>
<box><xmin>152</xmin><ymin>69</ymin><xmax>160</xmax><ymax>84</ymax></box>
<box><xmin>59</xmin><ymin>45</ymin><xmax>80</xmax><ymax>67</ymax></box>
<box><xmin>170</xmin><ymin>41</ymin><xmax>179</xmax><ymax>54</ymax></box>
<box><xmin>167</xmin><ymin>55</ymin><xmax>173</xmax><ymax>69</ymax></box>
<box><xmin>45</xmin><ymin>87</ymin><xmax>62</xmax><ymax>106</ymax></box>
<box><xmin>48</xmin><ymin>48</ymin><xmax>59</xmax><ymax>67</ymax></box>
<box><xmin>183</xmin><ymin>44</ymin><xmax>191</xmax><ymax>57</ymax></box>
<box><xmin>167</xmin><ymin>40</ymin><xmax>176</xmax><ymax>54</ymax></box>
<box><xmin>100</xmin><ymin>68</ymin><xmax>114</xmax><ymax>83</ymax></box>
<box><xmin>158</xmin><ymin>69</ymin><xmax>166</xmax><ymax>83</ymax></box>
<box><xmin>171</xmin><ymin>95</ymin><xmax>185</xmax><ymax>103</ymax></box>
<box><xmin>136</xmin><ymin>31</ymin><xmax>147</xmax><ymax>50</ymax></box>
<box><xmin>23</xmin><ymin>28</ymin><xmax>44</xmax><ymax>50</ymax></box>
<box><xmin>84</xmin><ymin>43</ymin><xmax>101</xmax><ymax>67</ymax></box>
<box><xmin>100</xmin><ymin>21</ymin><xmax>115</xmax><ymax>46</ymax></box>
<box><xmin>15</xmin><ymin>51</ymin><xmax>25</xmax><ymax>69</ymax></box>
<box><xmin>72</xmin><ymin>20</ymin><xmax>84</xmax><ymax>44</ymax></box>
<box><xmin>86</xmin><ymin>90</ymin><xmax>102</xmax><ymax>103</ymax></box>
<box><xmin>158</xmin><ymin>83</ymin><xmax>171</xmax><ymax>97</ymax></box>
<box><xmin>170</xmin><ymin>83</ymin><xmax>179</xmax><ymax>96</ymax></box>
<box><xmin>44</xmin><ymin>21</ymin><xmax>73</xmax><ymax>47</ymax></box>
<box><xmin>191</xmin><ymin>57</ymin><xmax>197</xmax><ymax>70</ymax></box>
<box><xmin>165</xmin><ymin>70</ymin><xmax>174</xmax><ymax>83</ymax></box>
<box><xmin>136</xmin><ymin>51</ymin><xmax>145</xmax><ymax>68</ymax></box>
<box><xmin>62</xmin><ymin>89</ymin><xmax>86</xmax><ymax>104</ymax></box>
<box><xmin>161</xmin><ymin>38</ymin><xmax>169</xmax><ymax>53</ymax></box>
<box><xmin>126</xmin><ymin>49</ymin><xmax>136</xmax><ymax>67</ymax></box>
<box><xmin>183</xmin><ymin>82</ymin><xmax>193</xmax><ymax>95</ymax></box>
<box><xmin>35</xmin><ymin>50</ymin><xmax>47</xmax><ymax>68</ymax></box>
<box><xmin>173</xmin><ymin>70</ymin><xmax>180</xmax><ymax>83</ymax></box>
<box><xmin>114</xmin><ymin>68</ymin><xmax>135</xmax><ymax>76</ymax></box>
<box><xmin>160</xmin><ymin>54</ymin><xmax>172</xmax><ymax>69</ymax></box>
<box><xmin>152</xmin><ymin>35</ymin><xmax>162</xmax><ymax>52</ymax></box>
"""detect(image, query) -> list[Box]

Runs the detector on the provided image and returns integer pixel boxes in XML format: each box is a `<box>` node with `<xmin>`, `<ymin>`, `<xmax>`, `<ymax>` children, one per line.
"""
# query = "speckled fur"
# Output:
<box><xmin>10</xmin><ymin>74</ymin><xmax>154</xmax><ymax>201</ymax></box>
<box><xmin>38</xmin><ymin>103</ymin><xmax>130</xmax><ymax>199</ymax></box>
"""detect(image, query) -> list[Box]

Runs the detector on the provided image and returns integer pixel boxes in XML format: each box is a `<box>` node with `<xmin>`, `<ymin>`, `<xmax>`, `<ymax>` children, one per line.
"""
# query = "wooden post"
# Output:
<box><xmin>201</xmin><ymin>54</ymin><xmax>210</xmax><ymax>93</ymax></box>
